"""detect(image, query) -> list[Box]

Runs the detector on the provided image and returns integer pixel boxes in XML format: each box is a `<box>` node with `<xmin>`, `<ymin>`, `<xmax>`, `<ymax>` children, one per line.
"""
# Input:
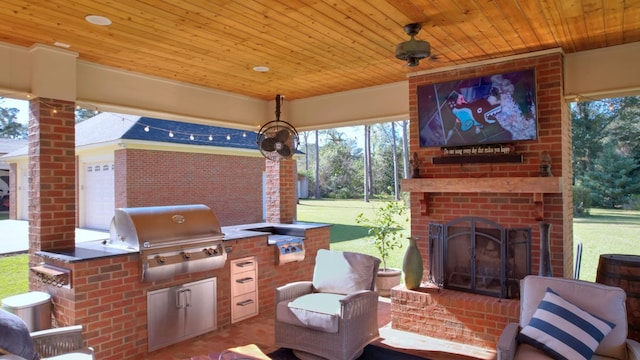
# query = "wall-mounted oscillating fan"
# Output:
<box><xmin>257</xmin><ymin>94</ymin><xmax>299</xmax><ymax>161</ymax></box>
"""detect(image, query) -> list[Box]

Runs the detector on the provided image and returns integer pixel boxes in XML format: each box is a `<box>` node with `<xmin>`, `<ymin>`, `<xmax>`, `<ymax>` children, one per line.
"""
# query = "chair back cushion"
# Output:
<box><xmin>519</xmin><ymin>276</ymin><xmax>628</xmax><ymax>360</ymax></box>
<box><xmin>0</xmin><ymin>310</ymin><xmax>39</xmax><ymax>360</ymax></box>
<box><xmin>312</xmin><ymin>249</ymin><xmax>380</xmax><ymax>294</ymax></box>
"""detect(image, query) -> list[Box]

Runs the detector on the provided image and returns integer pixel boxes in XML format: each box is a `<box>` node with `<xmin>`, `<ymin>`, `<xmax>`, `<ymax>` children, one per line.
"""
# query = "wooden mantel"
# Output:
<box><xmin>401</xmin><ymin>177</ymin><xmax>563</xmax><ymax>220</ymax></box>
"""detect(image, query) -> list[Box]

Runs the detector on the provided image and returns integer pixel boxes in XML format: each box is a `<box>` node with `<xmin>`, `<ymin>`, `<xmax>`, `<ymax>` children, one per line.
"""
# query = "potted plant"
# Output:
<box><xmin>356</xmin><ymin>200</ymin><xmax>408</xmax><ymax>296</ymax></box>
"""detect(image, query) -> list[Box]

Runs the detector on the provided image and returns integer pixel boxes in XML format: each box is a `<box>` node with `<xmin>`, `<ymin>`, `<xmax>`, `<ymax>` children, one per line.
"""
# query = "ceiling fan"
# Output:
<box><xmin>257</xmin><ymin>94</ymin><xmax>299</xmax><ymax>161</ymax></box>
<box><xmin>395</xmin><ymin>23</ymin><xmax>431</xmax><ymax>67</ymax></box>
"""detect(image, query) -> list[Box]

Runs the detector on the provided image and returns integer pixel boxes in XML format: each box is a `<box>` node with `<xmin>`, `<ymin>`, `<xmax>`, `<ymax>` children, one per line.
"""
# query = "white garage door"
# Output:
<box><xmin>83</xmin><ymin>162</ymin><xmax>115</xmax><ymax>230</ymax></box>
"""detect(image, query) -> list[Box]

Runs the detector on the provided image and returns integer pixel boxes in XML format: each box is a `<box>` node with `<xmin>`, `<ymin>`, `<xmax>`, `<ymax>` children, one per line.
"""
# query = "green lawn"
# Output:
<box><xmin>574</xmin><ymin>208</ymin><xmax>640</xmax><ymax>281</ymax></box>
<box><xmin>0</xmin><ymin>202</ymin><xmax>638</xmax><ymax>300</ymax></box>
<box><xmin>297</xmin><ymin>199</ymin><xmax>410</xmax><ymax>270</ymax></box>
<box><xmin>0</xmin><ymin>254</ymin><xmax>29</xmax><ymax>300</ymax></box>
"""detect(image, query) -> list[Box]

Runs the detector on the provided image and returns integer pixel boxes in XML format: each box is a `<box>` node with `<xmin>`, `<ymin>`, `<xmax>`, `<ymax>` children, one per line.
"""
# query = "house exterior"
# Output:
<box><xmin>0</xmin><ymin>138</ymin><xmax>27</xmax><ymax>208</ymax></box>
<box><xmin>2</xmin><ymin>113</ymin><xmax>268</xmax><ymax>229</ymax></box>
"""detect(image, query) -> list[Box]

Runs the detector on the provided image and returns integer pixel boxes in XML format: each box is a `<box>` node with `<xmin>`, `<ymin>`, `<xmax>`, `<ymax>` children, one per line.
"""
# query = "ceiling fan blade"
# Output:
<box><xmin>277</xmin><ymin>144</ymin><xmax>292</xmax><ymax>157</ymax></box>
<box><xmin>275</xmin><ymin>129</ymin><xmax>290</xmax><ymax>142</ymax></box>
<box><xmin>260</xmin><ymin>137</ymin><xmax>277</xmax><ymax>152</ymax></box>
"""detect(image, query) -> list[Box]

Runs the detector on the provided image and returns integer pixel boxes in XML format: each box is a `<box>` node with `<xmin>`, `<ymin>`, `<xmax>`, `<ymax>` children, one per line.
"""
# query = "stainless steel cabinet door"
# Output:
<box><xmin>183</xmin><ymin>277</ymin><xmax>216</xmax><ymax>337</ymax></box>
<box><xmin>147</xmin><ymin>277</ymin><xmax>217</xmax><ymax>351</ymax></box>
<box><xmin>147</xmin><ymin>286</ymin><xmax>185</xmax><ymax>351</ymax></box>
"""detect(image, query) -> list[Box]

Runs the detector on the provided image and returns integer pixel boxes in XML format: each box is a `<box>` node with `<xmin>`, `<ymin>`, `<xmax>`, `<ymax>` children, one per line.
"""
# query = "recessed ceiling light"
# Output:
<box><xmin>53</xmin><ymin>42</ymin><xmax>71</xmax><ymax>48</ymax></box>
<box><xmin>253</xmin><ymin>66</ymin><xmax>270</xmax><ymax>72</ymax></box>
<box><xmin>85</xmin><ymin>15</ymin><xmax>112</xmax><ymax>26</ymax></box>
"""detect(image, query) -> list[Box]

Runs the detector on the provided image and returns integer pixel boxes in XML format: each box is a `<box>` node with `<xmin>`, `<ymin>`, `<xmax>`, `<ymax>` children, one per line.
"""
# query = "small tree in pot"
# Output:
<box><xmin>356</xmin><ymin>200</ymin><xmax>408</xmax><ymax>296</ymax></box>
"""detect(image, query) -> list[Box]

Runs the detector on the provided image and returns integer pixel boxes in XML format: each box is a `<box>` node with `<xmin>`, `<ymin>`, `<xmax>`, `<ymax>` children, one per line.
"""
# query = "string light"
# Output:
<box><xmin>0</xmin><ymin>91</ymin><xmax>256</xmax><ymax>144</ymax></box>
<box><xmin>572</xmin><ymin>94</ymin><xmax>616</xmax><ymax>111</ymax></box>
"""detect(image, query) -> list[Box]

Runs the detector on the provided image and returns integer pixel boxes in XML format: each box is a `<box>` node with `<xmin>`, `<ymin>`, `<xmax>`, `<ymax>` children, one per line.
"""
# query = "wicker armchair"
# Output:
<box><xmin>31</xmin><ymin>325</ymin><xmax>94</xmax><ymax>359</ymax></box>
<box><xmin>274</xmin><ymin>249</ymin><xmax>381</xmax><ymax>360</ymax></box>
<box><xmin>0</xmin><ymin>309</ymin><xmax>94</xmax><ymax>360</ymax></box>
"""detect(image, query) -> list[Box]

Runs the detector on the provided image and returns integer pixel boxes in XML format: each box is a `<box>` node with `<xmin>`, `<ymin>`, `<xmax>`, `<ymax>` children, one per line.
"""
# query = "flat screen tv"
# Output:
<box><xmin>418</xmin><ymin>68</ymin><xmax>538</xmax><ymax>148</ymax></box>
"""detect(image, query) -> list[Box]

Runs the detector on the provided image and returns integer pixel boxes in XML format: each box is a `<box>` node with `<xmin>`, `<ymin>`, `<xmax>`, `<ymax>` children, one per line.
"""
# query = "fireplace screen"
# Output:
<box><xmin>428</xmin><ymin>217</ymin><xmax>530</xmax><ymax>299</ymax></box>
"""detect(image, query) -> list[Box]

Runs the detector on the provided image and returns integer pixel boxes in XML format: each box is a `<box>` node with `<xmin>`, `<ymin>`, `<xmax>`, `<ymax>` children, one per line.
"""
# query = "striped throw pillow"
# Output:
<box><xmin>518</xmin><ymin>287</ymin><xmax>616</xmax><ymax>360</ymax></box>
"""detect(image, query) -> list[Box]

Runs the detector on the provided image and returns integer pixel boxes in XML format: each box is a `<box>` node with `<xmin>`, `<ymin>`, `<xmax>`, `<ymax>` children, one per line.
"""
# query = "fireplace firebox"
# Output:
<box><xmin>428</xmin><ymin>217</ymin><xmax>530</xmax><ymax>299</ymax></box>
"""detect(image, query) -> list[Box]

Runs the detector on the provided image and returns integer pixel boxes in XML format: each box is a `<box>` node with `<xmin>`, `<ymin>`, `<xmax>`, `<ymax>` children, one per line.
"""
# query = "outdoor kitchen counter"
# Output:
<box><xmin>35</xmin><ymin>221</ymin><xmax>329</xmax><ymax>262</ymax></box>
<box><xmin>36</xmin><ymin>240</ymin><xmax>137</xmax><ymax>262</ymax></box>
<box><xmin>222</xmin><ymin>221</ymin><xmax>330</xmax><ymax>244</ymax></box>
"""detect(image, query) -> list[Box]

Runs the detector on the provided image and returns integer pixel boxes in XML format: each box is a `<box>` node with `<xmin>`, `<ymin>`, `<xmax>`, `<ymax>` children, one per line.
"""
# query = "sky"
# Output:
<box><xmin>1</xmin><ymin>97</ymin><xmax>29</xmax><ymax>124</ymax></box>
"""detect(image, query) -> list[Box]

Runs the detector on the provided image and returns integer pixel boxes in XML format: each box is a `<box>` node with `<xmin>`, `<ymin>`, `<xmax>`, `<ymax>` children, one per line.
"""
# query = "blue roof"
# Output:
<box><xmin>125</xmin><ymin>117</ymin><xmax>258</xmax><ymax>149</ymax></box>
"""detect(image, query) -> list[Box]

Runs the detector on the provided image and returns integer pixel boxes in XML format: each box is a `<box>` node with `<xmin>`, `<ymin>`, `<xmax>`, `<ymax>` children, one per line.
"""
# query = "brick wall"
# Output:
<box><xmin>36</xmin><ymin>227</ymin><xmax>330</xmax><ymax>360</ymax></box>
<box><xmin>392</xmin><ymin>285</ymin><xmax>519</xmax><ymax>348</ymax></box>
<box><xmin>27</xmin><ymin>98</ymin><xmax>76</xmax><ymax>253</ymax></box>
<box><xmin>265</xmin><ymin>159</ymin><xmax>297</xmax><ymax>223</ymax></box>
<box><xmin>393</xmin><ymin>53</ymin><xmax>572</xmax><ymax>349</ymax></box>
<box><xmin>114</xmin><ymin>148</ymin><xmax>266</xmax><ymax>226</ymax></box>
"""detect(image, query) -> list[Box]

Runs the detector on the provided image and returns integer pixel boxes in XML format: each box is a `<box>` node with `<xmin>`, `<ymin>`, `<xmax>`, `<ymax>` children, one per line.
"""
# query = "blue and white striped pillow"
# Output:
<box><xmin>518</xmin><ymin>287</ymin><xmax>616</xmax><ymax>360</ymax></box>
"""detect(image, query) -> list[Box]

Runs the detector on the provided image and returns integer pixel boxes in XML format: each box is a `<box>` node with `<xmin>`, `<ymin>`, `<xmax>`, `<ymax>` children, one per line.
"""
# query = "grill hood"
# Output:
<box><xmin>109</xmin><ymin>204</ymin><xmax>227</xmax><ymax>282</ymax></box>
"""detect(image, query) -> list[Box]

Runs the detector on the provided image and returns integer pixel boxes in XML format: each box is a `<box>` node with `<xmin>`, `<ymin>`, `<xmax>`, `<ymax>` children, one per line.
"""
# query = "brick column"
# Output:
<box><xmin>28</xmin><ymin>98</ymin><xmax>76</xmax><ymax>252</ymax></box>
<box><xmin>265</xmin><ymin>159</ymin><xmax>297</xmax><ymax>223</ymax></box>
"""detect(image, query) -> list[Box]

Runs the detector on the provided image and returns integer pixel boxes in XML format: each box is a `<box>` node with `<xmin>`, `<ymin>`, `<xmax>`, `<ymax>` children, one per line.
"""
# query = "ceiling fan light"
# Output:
<box><xmin>407</xmin><ymin>57</ymin><xmax>420</xmax><ymax>67</ymax></box>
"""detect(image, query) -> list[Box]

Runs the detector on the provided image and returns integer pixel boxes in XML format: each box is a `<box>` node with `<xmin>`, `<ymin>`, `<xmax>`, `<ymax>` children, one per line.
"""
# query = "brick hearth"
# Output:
<box><xmin>391</xmin><ymin>284</ymin><xmax>519</xmax><ymax>350</ymax></box>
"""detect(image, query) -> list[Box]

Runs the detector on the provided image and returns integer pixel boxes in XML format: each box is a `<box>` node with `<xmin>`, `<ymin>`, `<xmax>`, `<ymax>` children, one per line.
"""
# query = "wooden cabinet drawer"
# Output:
<box><xmin>231</xmin><ymin>292</ymin><xmax>257</xmax><ymax>322</ymax></box>
<box><xmin>232</xmin><ymin>258</ymin><xmax>256</xmax><ymax>273</ymax></box>
<box><xmin>232</xmin><ymin>270</ymin><xmax>256</xmax><ymax>296</ymax></box>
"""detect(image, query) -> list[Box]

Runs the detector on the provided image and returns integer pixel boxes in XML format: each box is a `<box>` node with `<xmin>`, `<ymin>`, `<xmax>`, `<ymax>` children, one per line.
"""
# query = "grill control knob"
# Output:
<box><xmin>204</xmin><ymin>248</ymin><xmax>215</xmax><ymax>256</ymax></box>
<box><xmin>155</xmin><ymin>255</ymin><xmax>166</xmax><ymax>264</ymax></box>
<box><xmin>183</xmin><ymin>252</ymin><xmax>191</xmax><ymax>259</ymax></box>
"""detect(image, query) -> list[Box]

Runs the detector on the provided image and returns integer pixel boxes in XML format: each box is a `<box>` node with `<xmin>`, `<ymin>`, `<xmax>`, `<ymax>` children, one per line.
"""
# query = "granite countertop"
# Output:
<box><xmin>36</xmin><ymin>221</ymin><xmax>330</xmax><ymax>262</ymax></box>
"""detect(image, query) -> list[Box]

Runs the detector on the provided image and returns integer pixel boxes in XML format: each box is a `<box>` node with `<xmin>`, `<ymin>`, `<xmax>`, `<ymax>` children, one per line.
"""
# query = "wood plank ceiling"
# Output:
<box><xmin>0</xmin><ymin>0</ymin><xmax>639</xmax><ymax>101</ymax></box>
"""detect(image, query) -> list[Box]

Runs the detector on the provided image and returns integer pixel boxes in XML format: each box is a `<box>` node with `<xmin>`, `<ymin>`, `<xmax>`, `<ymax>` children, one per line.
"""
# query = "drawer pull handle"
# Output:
<box><xmin>237</xmin><ymin>299</ymin><xmax>254</xmax><ymax>306</ymax></box>
<box><xmin>236</xmin><ymin>261</ymin><xmax>254</xmax><ymax>267</ymax></box>
<box><xmin>236</xmin><ymin>277</ymin><xmax>254</xmax><ymax>284</ymax></box>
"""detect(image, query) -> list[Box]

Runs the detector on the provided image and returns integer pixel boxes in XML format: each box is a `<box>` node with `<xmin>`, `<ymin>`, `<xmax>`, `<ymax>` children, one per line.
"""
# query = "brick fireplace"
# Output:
<box><xmin>393</xmin><ymin>51</ymin><xmax>573</xmax><ymax>349</ymax></box>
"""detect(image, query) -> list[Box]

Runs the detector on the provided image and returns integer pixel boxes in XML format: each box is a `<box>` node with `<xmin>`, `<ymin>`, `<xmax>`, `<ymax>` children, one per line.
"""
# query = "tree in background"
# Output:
<box><xmin>298</xmin><ymin>121</ymin><xmax>409</xmax><ymax>200</ymax></box>
<box><xmin>371</xmin><ymin>122</ymin><xmax>405</xmax><ymax>198</ymax></box>
<box><xmin>572</xmin><ymin>96</ymin><xmax>640</xmax><ymax>210</ymax></box>
<box><xmin>0</xmin><ymin>98</ymin><xmax>27</xmax><ymax>139</ymax></box>
<box><xmin>582</xmin><ymin>143</ymin><xmax>640</xmax><ymax>208</ymax></box>
<box><xmin>75</xmin><ymin>107</ymin><xmax>99</xmax><ymax>123</ymax></box>
<box><xmin>319</xmin><ymin>129</ymin><xmax>362</xmax><ymax>198</ymax></box>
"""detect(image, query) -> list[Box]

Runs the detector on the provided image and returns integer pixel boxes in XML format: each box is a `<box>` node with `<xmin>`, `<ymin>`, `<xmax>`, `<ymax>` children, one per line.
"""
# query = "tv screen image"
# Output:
<box><xmin>418</xmin><ymin>69</ymin><xmax>538</xmax><ymax>148</ymax></box>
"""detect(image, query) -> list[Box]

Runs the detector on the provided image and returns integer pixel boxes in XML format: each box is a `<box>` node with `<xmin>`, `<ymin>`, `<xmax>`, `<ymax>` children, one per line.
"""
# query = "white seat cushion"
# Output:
<box><xmin>276</xmin><ymin>293</ymin><xmax>345</xmax><ymax>333</ymax></box>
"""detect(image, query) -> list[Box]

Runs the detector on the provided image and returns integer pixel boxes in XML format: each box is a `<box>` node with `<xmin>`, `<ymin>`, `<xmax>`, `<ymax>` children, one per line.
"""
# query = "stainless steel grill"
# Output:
<box><xmin>108</xmin><ymin>204</ymin><xmax>227</xmax><ymax>282</ymax></box>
